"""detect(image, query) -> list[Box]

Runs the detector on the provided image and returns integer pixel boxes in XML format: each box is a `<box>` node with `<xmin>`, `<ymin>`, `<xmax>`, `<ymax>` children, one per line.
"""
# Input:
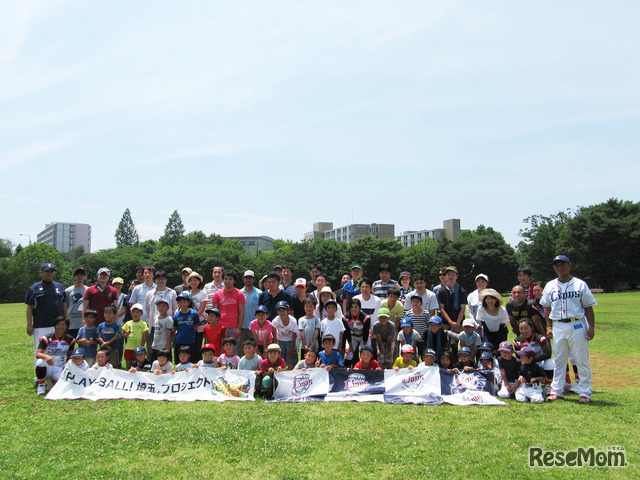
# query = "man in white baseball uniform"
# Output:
<box><xmin>541</xmin><ymin>255</ymin><xmax>597</xmax><ymax>403</ymax></box>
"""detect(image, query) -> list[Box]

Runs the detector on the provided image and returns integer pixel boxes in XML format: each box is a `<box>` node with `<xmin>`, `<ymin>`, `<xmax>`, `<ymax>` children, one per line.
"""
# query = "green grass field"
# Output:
<box><xmin>1</xmin><ymin>293</ymin><xmax>638</xmax><ymax>479</ymax></box>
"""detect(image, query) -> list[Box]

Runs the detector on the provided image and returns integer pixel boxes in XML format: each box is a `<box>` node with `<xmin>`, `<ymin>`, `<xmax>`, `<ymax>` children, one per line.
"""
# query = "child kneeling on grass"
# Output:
<box><xmin>259</xmin><ymin>343</ymin><xmax>286</xmax><ymax>398</ymax></box>
<box><xmin>514</xmin><ymin>346</ymin><xmax>546</xmax><ymax>403</ymax></box>
<box><xmin>152</xmin><ymin>349</ymin><xmax>174</xmax><ymax>374</ymax></box>
<box><xmin>393</xmin><ymin>344</ymin><xmax>418</xmax><ymax>371</ymax></box>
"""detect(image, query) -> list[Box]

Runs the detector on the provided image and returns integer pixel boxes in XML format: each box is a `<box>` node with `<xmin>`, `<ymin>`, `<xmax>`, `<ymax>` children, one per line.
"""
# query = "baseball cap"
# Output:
<box><xmin>97</xmin><ymin>267</ymin><xmax>111</xmax><ymax>276</ymax></box>
<box><xmin>428</xmin><ymin>316</ymin><xmax>442</xmax><ymax>324</ymax></box>
<box><xmin>201</xmin><ymin>343</ymin><xmax>216</xmax><ymax>353</ymax></box>
<box><xmin>112</xmin><ymin>277</ymin><xmax>124</xmax><ymax>285</ymax></box>
<box><xmin>176</xmin><ymin>292</ymin><xmax>192</xmax><ymax>301</ymax></box>
<box><xmin>377</xmin><ymin>307</ymin><xmax>390</xmax><ymax>318</ymax></box>
<box><xmin>398</xmin><ymin>271</ymin><xmax>411</xmax><ymax>280</ymax></box>
<box><xmin>553</xmin><ymin>255</ymin><xmax>571</xmax><ymax>264</ymax></box>
<box><xmin>516</xmin><ymin>346</ymin><xmax>536</xmax><ymax>358</ymax></box>
<box><xmin>134</xmin><ymin>346</ymin><xmax>147</xmax><ymax>355</ymax></box>
<box><xmin>255</xmin><ymin>305</ymin><xmax>269</xmax><ymax>314</ymax></box>
<box><xmin>266</xmin><ymin>343</ymin><xmax>281</xmax><ymax>352</ymax></box>
<box><xmin>423</xmin><ymin>349</ymin><xmax>437</xmax><ymax>358</ymax></box>
<box><xmin>458</xmin><ymin>346</ymin><xmax>472</xmax><ymax>356</ymax></box>
<box><xmin>155</xmin><ymin>298</ymin><xmax>169</xmax><ymax>306</ymax></box>
<box><xmin>294</xmin><ymin>278</ymin><xmax>307</xmax><ymax>288</ymax></box>
<box><xmin>73</xmin><ymin>267</ymin><xmax>86</xmax><ymax>275</ymax></box>
<box><xmin>130</xmin><ymin>303</ymin><xmax>144</xmax><ymax>312</ymax></box>
<box><xmin>400</xmin><ymin>317</ymin><xmax>413</xmax><ymax>328</ymax></box>
<box><xmin>181</xmin><ymin>267</ymin><xmax>193</xmax><ymax>274</ymax></box>
<box><xmin>275</xmin><ymin>300</ymin><xmax>289</xmax><ymax>310</ymax></box>
<box><xmin>324</xmin><ymin>299</ymin><xmax>338</xmax><ymax>308</ymax></box>
<box><xmin>401</xmin><ymin>344</ymin><xmax>415</xmax><ymax>354</ymax></box>
<box><xmin>462</xmin><ymin>319</ymin><xmax>476</xmax><ymax>328</ymax></box>
<box><xmin>479</xmin><ymin>351</ymin><xmax>493</xmax><ymax>361</ymax></box>
<box><xmin>243</xmin><ymin>270</ymin><xmax>255</xmax><ymax>278</ymax></box>
<box><xmin>205</xmin><ymin>308</ymin><xmax>221</xmax><ymax>316</ymax></box>
<box><xmin>41</xmin><ymin>263</ymin><xmax>56</xmax><ymax>271</ymax></box>
<box><xmin>273</xmin><ymin>265</ymin><xmax>282</xmax><ymax>270</ymax></box>
<box><xmin>71</xmin><ymin>348</ymin><xmax>86</xmax><ymax>358</ymax></box>
<box><xmin>498</xmin><ymin>341</ymin><xmax>513</xmax><ymax>352</ymax></box>
<box><xmin>445</xmin><ymin>266</ymin><xmax>458</xmax><ymax>274</ymax></box>
<box><xmin>351</xmin><ymin>264</ymin><xmax>363</xmax><ymax>271</ymax></box>
<box><xmin>479</xmin><ymin>341</ymin><xmax>494</xmax><ymax>352</ymax></box>
<box><xmin>475</xmin><ymin>273</ymin><xmax>489</xmax><ymax>282</ymax></box>
<box><xmin>361</xmin><ymin>345</ymin><xmax>374</xmax><ymax>354</ymax></box>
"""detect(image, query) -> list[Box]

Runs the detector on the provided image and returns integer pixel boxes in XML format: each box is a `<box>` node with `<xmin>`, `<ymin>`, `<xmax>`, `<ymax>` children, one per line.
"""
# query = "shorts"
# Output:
<box><xmin>35</xmin><ymin>358</ymin><xmax>63</xmax><ymax>381</ymax></box>
<box><xmin>278</xmin><ymin>340</ymin><xmax>294</xmax><ymax>363</ymax></box>
<box><xmin>124</xmin><ymin>349</ymin><xmax>136</xmax><ymax>362</ymax></box>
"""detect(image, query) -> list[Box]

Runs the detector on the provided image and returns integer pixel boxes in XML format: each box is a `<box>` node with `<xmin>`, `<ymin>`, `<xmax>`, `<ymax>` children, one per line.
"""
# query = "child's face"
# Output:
<box><xmin>411</xmin><ymin>298</ymin><xmax>422</xmax><ymax>309</ymax></box>
<box><xmin>429</xmin><ymin>323</ymin><xmax>441</xmax><ymax>333</ymax></box>
<box><xmin>440</xmin><ymin>356</ymin><xmax>451</xmax><ymax>367</ymax></box>
<box><xmin>267</xmin><ymin>350</ymin><xmax>281</xmax><ymax>362</ymax></box>
<box><xmin>96</xmin><ymin>352</ymin><xmax>108</xmax><ymax>366</ymax></box>
<box><xmin>179</xmin><ymin>352</ymin><xmax>190</xmax><ymax>363</ymax></box>
<box><xmin>243</xmin><ymin>345</ymin><xmax>255</xmax><ymax>357</ymax></box>
<box><xmin>84</xmin><ymin>315</ymin><xmax>96</xmax><ymax>327</ymax></box>
<box><xmin>323</xmin><ymin>340</ymin><xmax>334</xmax><ymax>351</ymax></box>
<box><xmin>157</xmin><ymin>303</ymin><xmax>169</xmax><ymax>315</ymax></box>
<box><xmin>350</xmin><ymin>304</ymin><xmax>360</xmax><ymax>316</ymax></box>
<box><xmin>463</xmin><ymin>325</ymin><xmax>475</xmax><ymax>335</ymax></box>
<box><xmin>481</xmin><ymin>359</ymin><xmax>493</xmax><ymax>369</ymax></box>
<box><xmin>72</xmin><ymin>356</ymin><xmax>85</xmax><ymax>366</ymax></box>
<box><xmin>387</xmin><ymin>293</ymin><xmax>399</xmax><ymax>304</ymax></box>
<box><xmin>305</xmin><ymin>351</ymin><xmax>318</xmax><ymax>363</ymax></box>
<box><xmin>135</xmin><ymin>353</ymin><xmax>146</xmax><ymax>362</ymax></box>
<box><xmin>157</xmin><ymin>355</ymin><xmax>168</xmax><ymax>366</ymax></box>
<box><xmin>223</xmin><ymin>343</ymin><xmax>235</xmax><ymax>355</ymax></box>
<box><xmin>499</xmin><ymin>350</ymin><xmax>513</xmax><ymax>360</ymax></box>
<box><xmin>202</xmin><ymin>351</ymin><xmax>215</xmax><ymax>363</ymax></box>
<box><xmin>325</xmin><ymin>305</ymin><xmax>337</xmax><ymax>317</ymax></box>
<box><xmin>379</xmin><ymin>316</ymin><xmax>388</xmax><ymax>325</ymax></box>
<box><xmin>178</xmin><ymin>299</ymin><xmax>190</xmax><ymax>310</ymax></box>
<box><xmin>423</xmin><ymin>355</ymin><xmax>435</xmax><ymax>366</ymax></box>
<box><xmin>103</xmin><ymin>310</ymin><xmax>115</xmax><ymax>323</ymax></box>
<box><xmin>360</xmin><ymin>350</ymin><xmax>372</xmax><ymax>363</ymax></box>
<box><xmin>256</xmin><ymin>312</ymin><xmax>267</xmax><ymax>324</ymax></box>
<box><xmin>402</xmin><ymin>352</ymin><xmax>413</xmax><ymax>362</ymax></box>
<box><xmin>402</xmin><ymin>326</ymin><xmax>412</xmax><ymax>334</ymax></box>
<box><xmin>458</xmin><ymin>353</ymin><xmax>471</xmax><ymax>363</ymax></box>
<box><xmin>207</xmin><ymin>313</ymin><xmax>220</xmax><ymax>326</ymax></box>
<box><xmin>304</xmin><ymin>303</ymin><xmax>315</xmax><ymax>315</ymax></box>
<box><xmin>131</xmin><ymin>309</ymin><xmax>142</xmax><ymax>320</ymax></box>
<box><xmin>518</xmin><ymin>272</ymin><xmax>531</xmax><ymax>284</ymax></box>
<box><xmin>277</xmin><ymin>308</ymin><xmax>288</xmax><ymax>319</ymax></box>
<box><xmin>520</xmin><ymin>355</ymin><xmax>534</xmax><ymax>364</ymax></box>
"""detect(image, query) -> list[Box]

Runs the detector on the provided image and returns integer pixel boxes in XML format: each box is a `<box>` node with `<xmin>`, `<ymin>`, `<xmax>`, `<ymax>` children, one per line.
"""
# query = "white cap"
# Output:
<box><xmin>294</xmin><ymin>278</ymin><xmax>307</xmax><ymax>288</ymax></box>
<box><xmin>475</xmin><ymin>273</ymin><xmax>489</xmax><ymax>282</ymax></box>
<box><xmin>462</xmin><ymin>319</ymin><xmax>476</xmax><ymax>328</ymax></box>
<box><xmin>243</xmin><ymin>270</ymin><xmax>255</xmax><ymax>278</ymax></box>
<box><xmin>131</xmin><ymin>303</ymin><xmax>144</xmax><ymax>312</ymax></box>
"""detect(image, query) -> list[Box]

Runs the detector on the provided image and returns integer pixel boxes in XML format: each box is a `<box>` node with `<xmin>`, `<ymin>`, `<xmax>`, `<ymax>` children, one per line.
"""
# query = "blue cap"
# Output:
<box><xmin>205</xmin><ymin>307</ymin><xmax>221</xmax><ymax>316</ymax></box>
<box><xmin>71</xmin><ymin>348</ymin><xmax>85</xmax><ymax>358</ymax></box>
<box><xmin>458</xmin><ymin>347</ymin><xmax>472</xmax><ymax>356</ymax></box>
<box><xmin>176</xmin><ymin>292</ymin><xmax>192</xmax><ymax>301</ymax></box>
<box><xmin>553</xmin><ymin>255</ymin><xmax>571</xmax><ymax>264</ymax></box>
<box><xmin>275</xmin><ymin>300</ymin><xmax>289</xmax><ymax>310</ymax></box>
<box><xmin>42</xmin><ymin>263</ymin><xmax>56</xmax><ymax>271</ymax></box>
<box><xmin>134</xmin><ymin>346</ymin><xmax>147</xmax><ymax>355</ymax></box>
<box><xmin>400</xmin><ymin>317</ymin><xmax>413</xmax><ymax>328</ymax></box>
<box><xmin>479</xmin><ymin>351</ymin><xmax>493</xmax><ymax>361</ymax></box>
<box><xmin>255</xmin><ymin>305</ymin><xmax>269</xmax><ymax>314</ymax></box>
<box><xmin>424</xmin><ymin>349</ymin><xmax>437</xmax><ymax>358</ymax></box>
<box><xmin>361</xmin><ymin>344</ymin><xmax>374</xmax><ymax>354</ymax></box>
<box><xmin>516</xmin><ymin>346</ymin><xmax>536</xmax><ymax>358</ymax></box>
<box><xmin>428</xmin><ymin>316</ymin><xmax>442</xmax><ymax>324</ymax></box>
<box><xmin>479</xmin><ymin>341</ymin><xmax>494</xmax><ymax>352</ymax></box>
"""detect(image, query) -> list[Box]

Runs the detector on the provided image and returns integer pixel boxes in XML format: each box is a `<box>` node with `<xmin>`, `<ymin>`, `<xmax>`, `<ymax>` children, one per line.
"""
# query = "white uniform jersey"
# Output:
<box><xmin>540</xmin><ymin>277</ymin><xmax>597</xmax><ymax>320</ymax></box>
<box><xmin>37</xmin><ymin>333</ymin><xmax>76</xmax><ymax>368</ymax></box>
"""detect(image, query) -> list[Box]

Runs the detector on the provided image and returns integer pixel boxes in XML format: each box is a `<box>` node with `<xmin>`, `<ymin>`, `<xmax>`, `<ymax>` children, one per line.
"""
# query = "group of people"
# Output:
<box><xmin>26</xmin><ymin>256</ymin><xmax>597</xmax><ymax>403</ymax></box>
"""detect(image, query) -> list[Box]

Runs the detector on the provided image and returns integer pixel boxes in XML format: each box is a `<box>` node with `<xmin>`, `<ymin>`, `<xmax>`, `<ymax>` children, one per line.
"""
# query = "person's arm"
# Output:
<box><xmin>82</xmin><ymin>298</ymin><xmax>90</xmax><ymax>321</ymax></box>
<box><xmin>456</xmin><ymin>304</ymin><xmax>466</xmax><ymax>325</ymax></box>
<box><xmin>439</xmin><ymin>303</ymin><xmax>457</xmax><ymax>331</ymax></box>
<box><xmin>543</xmin><ymin>306</ymin><xmax>552</xmax><ymax>339</ymax></box>
<box><xmin>36</xmin><ymin>347</ymin><xmax>54</xmax><ymax>365</ymax></box>
<box><xmin>299</xmin><ymin>327</ymin><xmax>306</xmax><ymax>349</ymax></box>
<box><xmin>141</xmin><ymin>329</ymin><xmax>149</xmax><ymax>348</ymax></box>
<box><xmin>584</xmin><ymin>306</ymin><xmax>595</xmax><ymax>340</ymax></box>
<box><xmin>61</xmin><ymin>299</ymin><xmax>68</xmax><ymax>319</ymax></box>
<box><xmin>508</xmin><ymin>315</ymin><xmax>519</xmax><ymax>335</ymax></box>
<box><xmin>26</xmin><ymin>305</ymin><xmax>34</xmax><ymax>336</ymax></box>
<box><xmin>197</xmin><ymin>299</ymin><xmax>207</xmax><ymax>319</ymax></box>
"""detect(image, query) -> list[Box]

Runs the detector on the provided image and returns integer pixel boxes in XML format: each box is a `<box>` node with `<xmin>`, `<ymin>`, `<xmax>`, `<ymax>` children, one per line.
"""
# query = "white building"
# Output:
<box><xmin>37</xmin><ymin>222</ymin><xmax>91</xmax><ymax>253</ymax></box>
<box><xmin>396</xmin><ymin>219</ymin><xmax>461</xmax><ymax>247</ymax></box>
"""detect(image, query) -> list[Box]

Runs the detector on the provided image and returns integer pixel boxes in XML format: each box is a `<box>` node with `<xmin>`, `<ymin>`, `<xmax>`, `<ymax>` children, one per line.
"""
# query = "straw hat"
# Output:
<box><xmin>479</xmin><ymin>288</ymin><xmax>503</xmax><ymax>306</ymax></box>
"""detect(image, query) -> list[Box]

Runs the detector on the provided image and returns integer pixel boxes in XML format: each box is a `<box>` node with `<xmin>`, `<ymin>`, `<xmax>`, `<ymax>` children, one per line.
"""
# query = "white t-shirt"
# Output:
<box><xmin>320</xmin><ymin>316</ymin><xmax>346</xmax><ymax>345</ymax></box>
<box><xmin>475</xmin><ymin>306</ymin><xmax>508</xmax><ymax>332</ymax></box>
<box><xmin>152</xmin><ymin>315</ymin><xmax>174</xmax><ymax>351</ymax></box>
<box><xmin>403</xmin><ymin>290</ymin><xmax>438</xmax><ymax>314</ymax></box>
<box><xmin>353</xmin><ymin>294</ymin><xmax>381</xmax><ymax>326</ymax></box>
<box><xmin>272</xmin><ymin>315</ymin><xmax>299</xmax><ymax>342</ymax></box>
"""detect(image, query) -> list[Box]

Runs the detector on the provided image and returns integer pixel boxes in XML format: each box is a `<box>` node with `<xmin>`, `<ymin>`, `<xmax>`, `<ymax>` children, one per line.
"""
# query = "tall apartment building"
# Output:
<box><xmin>226</xmin><ymin>236</ymin><xmax>274</xmax><ymax>253</ymax></box>
<box><xmin>37</xmin><ymin>222</ymin><xmax>91</xmax><ymax>253</ymax></box>
<box><xmin>396</xmin><ymin>219</ymin><xmax>461</xmax><ymax>247</ymax></box>
<box><xmin>304</xmin><ymin>222</ymin><xmax>395</xmax><ymax>244</ymax></box>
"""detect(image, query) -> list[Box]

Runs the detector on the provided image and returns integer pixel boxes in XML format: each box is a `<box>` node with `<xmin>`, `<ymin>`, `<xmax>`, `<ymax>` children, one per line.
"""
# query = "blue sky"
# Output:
<box><xmin>2</xmin><ymin>1</ymin><xmax>638</xmax><ymax>252</ymax></box>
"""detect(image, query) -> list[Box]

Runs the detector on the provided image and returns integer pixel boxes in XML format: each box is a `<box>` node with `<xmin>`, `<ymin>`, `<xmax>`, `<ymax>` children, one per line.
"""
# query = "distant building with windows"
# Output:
<box><xmin>304</xmin><ymin>222</ymin><xmax>395</xmax><ymax>244</ymax></box>
<box><xmin>227</xmin><ymin>236</ymin><xmax>274</xmax><ymax>253</ymax></box>
<box><xmin>37</xmin><ymin>222</ymin><xmax>91</xmax><ymax>253</ymax></box>
<box><xmin>396</xmin><ymin>219</ymin><xmax>461</xmax><ymax>247</ymax></box>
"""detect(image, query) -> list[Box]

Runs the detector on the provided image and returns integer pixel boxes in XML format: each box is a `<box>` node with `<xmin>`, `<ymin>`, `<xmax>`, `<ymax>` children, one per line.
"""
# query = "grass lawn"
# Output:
<box><xmin>0</xmin><ymin>293</ymin><xmax>638</xmax><ymax>479</ymax></box>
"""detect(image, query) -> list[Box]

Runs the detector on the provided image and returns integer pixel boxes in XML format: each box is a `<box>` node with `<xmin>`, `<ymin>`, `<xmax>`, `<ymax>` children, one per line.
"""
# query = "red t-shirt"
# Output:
<box><xmin>212</xmin><ymin>288</ymin><xmax>246</xmax><ymax>329</ymax></box>
<box><xmin>260</xmin><ymin>357</ymin><xmax>286</xmax><ymax>373</ymax></box>
<box><xmin>203</xmin><ymin>324</ymin><xmax>226</xmax><ymax>357</ymax></box>
<box><xmin>354</xmin><ymin>359</ymin><xmax>381</xmax><ymax>370</ymax></box>
<box><xmin>83</xmin><ymin>284</ymin><xmax>119</xmax><ymax>323</ymax></box>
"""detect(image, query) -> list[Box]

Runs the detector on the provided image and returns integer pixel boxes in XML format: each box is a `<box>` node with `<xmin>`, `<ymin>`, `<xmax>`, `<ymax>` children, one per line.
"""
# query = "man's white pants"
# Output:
<box><xmin>551</xmin><ymin>319</ymin><xmax>592</xmax><ymax>398</ymax></box>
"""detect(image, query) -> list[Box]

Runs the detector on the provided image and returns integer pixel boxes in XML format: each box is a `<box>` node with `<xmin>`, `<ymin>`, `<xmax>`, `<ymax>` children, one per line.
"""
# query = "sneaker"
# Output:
<box><xmin>579</xmin><ymin>396</ymin><xmax>590</xmax><ymax>404</ymax></box>
<box><xmin>547</xmin><ymin>393</ymin><xmax>564</xmax><ymax>402</ymax></box>
<box><xmin>36</xmin><ymin>384</ymin><xmax>46</xmax><ymax>396</ymax></box>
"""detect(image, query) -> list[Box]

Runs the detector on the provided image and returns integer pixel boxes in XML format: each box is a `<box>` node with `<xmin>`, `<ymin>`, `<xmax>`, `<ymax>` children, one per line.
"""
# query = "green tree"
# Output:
<box><xmin>159</xmin><ymin>210</ymin><xmax>185</xmax><ymax>246</ymax></box>
<box><xmin>398</xmin><ymin>239</ymin><xmax>439</xmax><ymax>279</ymax></box>
<box><xmin>0</xmin><ymin>238</ymin><xmax>13</xmax><ymax>258</ymax></box>
<box><xmin>115</xmin><ymin>208</ymin><xmax>139</xmax><ymax>248</ymax></box>
<box><xmin>5</xmin><ymin>243</ymin><xmax>66</xmax><ymax>302</ymax></box>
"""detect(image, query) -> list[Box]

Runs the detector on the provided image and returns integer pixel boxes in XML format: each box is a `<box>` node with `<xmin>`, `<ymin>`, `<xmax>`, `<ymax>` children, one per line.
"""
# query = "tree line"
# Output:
<box><xmin>1</xmin><ymin>198</ymin><xmax>637</xmax><ymax>303</ymax></box>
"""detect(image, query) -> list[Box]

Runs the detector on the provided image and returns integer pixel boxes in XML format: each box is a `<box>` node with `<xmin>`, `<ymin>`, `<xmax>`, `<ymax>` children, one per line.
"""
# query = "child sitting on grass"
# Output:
<box><xmin>128</xmin><ymin>346</ymin><xmax>152</xmax><ymax>372</ymax></box>
<box><xmin>514</xmin><ymin>346</ymin><xmax>546</xmax><ymax>403</ymax></box>
<box><xmin>418</xmin><ymin>349</ymin><xmax>437</xmax><ymax>367</ymax></box>
<box><xmin>92</xmin><ymin>349</ymin><xmax>113</xmax><ymax>369</ymax></box>
<box><xmin>318</xmin><ymin>334</ymin><xmax>343</xmax><ymax>371</ymax></box>
<box><xmin>453</xmin><ymin>346</ymin><xmax>476</xmax><ymax>372</ymax></box>
<box><xmin>218</xmin><ymin>338</ymin><xmax>240</xmax><ymax>369</ymax></box>
<box><xmin>65</xmin><ymin>348</ymin><xmax>90</xmax><ymax>371</ymax></box>
<box><xmin>294</xmin><ymin>349</ymin><xmax>319</xmax><ymax>370</ymax></box>
<box><xmin>393</xmin><ymin>344</ymin><xmax>418</xmax><ymax>371</ymax></box>
<box><xmin>238</xmin><ymin>339</ymin><xmax>262</xmax><ymax>371</ymax></box>
<box><xmin>174</xmin><ymin>345</ymin><xmax>193</xmax><ymax>373</ymax></box>
<box><xmin>353</xmin><ymin>345</ymin><xmax>382</xmax><ymax>370</ymax></box>
<box><xmin>259</xmin><ymin>343</ymin><xmax>286</xmax><ymax>398</ymax></box>
<box><xmin>152</xmin><ymin>349</ymin><xmax>174</xmax><ymax>374</ymax></box>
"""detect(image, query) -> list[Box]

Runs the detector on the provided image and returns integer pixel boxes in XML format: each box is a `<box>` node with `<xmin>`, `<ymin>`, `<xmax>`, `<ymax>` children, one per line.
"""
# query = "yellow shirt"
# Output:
<box><xmin>123</xmin><ymin>320</ymin><xmax>150</xmax><ymax>350</ymax></box>
<box><xmin>393</xmin><ymin>357</ymin><xmax>418</xmax><ymax>369</ymax></box>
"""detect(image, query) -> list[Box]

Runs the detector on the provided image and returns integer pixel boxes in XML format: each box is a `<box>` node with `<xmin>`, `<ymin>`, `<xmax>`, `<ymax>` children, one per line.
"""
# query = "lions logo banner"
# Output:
<box><xmin>325</xmin><ymin>369</ymin><xmax>385</xmax><ymax>402</ymax></box>
<box><xmin>440</xmin><ymin>370</ymin><xmax>506</xmax><ymax>406</ymax></box>
<box><xmin>46</xmin><ymin>363</ymin><xmax>256</xmax><ymax>401</ymax></box>
<box><xmin>383</xmin><ymin>365</ymin><xmax>443</xmax><ymax>405</ymax></box>
<box><xmin>271</xmin><ymin>368</ymin><xmax>330</xmax><ymax>402</ymax></box>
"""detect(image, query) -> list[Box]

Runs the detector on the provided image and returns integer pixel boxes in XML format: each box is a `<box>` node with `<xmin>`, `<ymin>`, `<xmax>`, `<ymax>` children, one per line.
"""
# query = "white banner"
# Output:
<box><xmin>383</xmin><ymin>365</ymin><xmax>443</xmax><ymax>405</ymax></box>
<box><xmin>46</xmin><ymin>364</ymin><xmax>256</xmax><ymax>401</ymax></box>
<box><xmin>442</xmin><ymin>392</ymin><xmax>507</xmax><ymax>406</ymax></box>
<box><xmin>271</xmin><ymin>368</ymin><xmax>329</xmax><ymax>402</ymax></box>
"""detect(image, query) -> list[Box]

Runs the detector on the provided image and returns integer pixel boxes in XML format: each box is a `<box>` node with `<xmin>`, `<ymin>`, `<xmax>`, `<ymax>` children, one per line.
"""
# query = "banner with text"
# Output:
<box><xmin>383</xmin><ymin>365</ymin><xmax>443</xmax><ymax>405</ymax></box>
<box><xmin>271</xmin><ymin>368</ymin><xmax>330</xmax><ymax>402</ymax></box>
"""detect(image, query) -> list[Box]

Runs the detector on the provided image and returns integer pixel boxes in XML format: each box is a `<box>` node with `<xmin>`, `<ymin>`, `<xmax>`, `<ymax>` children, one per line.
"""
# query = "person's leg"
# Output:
<box><xmin>550</xmin><ymin>322</ymin><xmax>569</xmax><ymax>397</ymax></box>
<box><xmin>568</xmin><ymin>321</ymin><xmax>592</xmax><ymax>400</ymax></box>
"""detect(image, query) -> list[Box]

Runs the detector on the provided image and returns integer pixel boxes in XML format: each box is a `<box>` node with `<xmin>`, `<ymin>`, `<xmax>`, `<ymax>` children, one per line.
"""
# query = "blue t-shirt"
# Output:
<box><xmin>97</xmin><ymin>322</ymin><xmax>122</xmax><ymax>344</ymax></box>
<box><xmin>173</xmin><ymin>309</ymin><xmax>200</xmax><ymax>344</ymax></box>
<box><xmin>319</xmin><ymin>350</ymin><xmax>343</xmax><ymax>367</ymax></box>
<box><xmin>77</xmin><ymin>326</ymin><xmax>99</xmax><ymax>359</ymax></box>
